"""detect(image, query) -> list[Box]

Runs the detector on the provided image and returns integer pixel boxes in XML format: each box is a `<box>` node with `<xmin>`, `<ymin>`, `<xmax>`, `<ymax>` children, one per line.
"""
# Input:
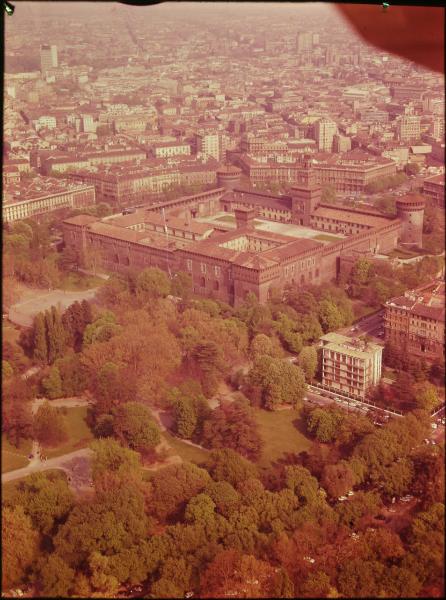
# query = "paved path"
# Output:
<box><xmin>31</xmin><ymin>396</ymin><xmax>90</xmax><ymax>415</ymax></box>
<box><xmin>8</xmin><ymin>288</ymin><xmax>99</xmax><ymax>327</ymax></box>
<box><xmin>1</xmin><ymin>448</ymin><xmax>92</xmax><ymax>484</ymax></box>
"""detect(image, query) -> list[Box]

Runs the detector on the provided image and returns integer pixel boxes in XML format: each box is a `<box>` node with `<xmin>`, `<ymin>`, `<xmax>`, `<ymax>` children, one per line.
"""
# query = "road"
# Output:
<box><xmin>338</xmin><ymin>309</ymin><xmax>385</xmax><ymax>340</ymax></box>
<box><xmin>31</xmin><ymin>396</ymin><xmax>90</xmax><ymax>415</ymax></box>
<box><xmin>1</xmin><ymin>448</ymin><xmax>92</xmax><ymax>486</ymax></box>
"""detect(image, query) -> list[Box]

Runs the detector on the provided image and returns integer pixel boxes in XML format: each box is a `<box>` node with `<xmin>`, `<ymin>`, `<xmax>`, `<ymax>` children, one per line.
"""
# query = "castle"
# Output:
<box><xmin>62</xmin><ymin>164</ymin><xmax>425</xmax><ymax>306</ymax></box>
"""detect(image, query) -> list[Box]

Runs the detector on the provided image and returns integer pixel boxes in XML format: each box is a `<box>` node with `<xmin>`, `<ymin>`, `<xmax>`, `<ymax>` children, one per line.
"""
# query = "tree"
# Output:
<box><xmin>200</xmin><ymin>549</ymin><xmax>278</xmax><ymax>599</ymax></box>
<box><xmin>413</xmin><ymin>381</ymin><xmax>439</xmax><ymax>412</ymax></box>
<box><xmin>45</xmin><ymin>306</ymin><xmax>66</xmax><ymax>364</ymax></box>
<box><xmin>90</xmin><ymin>438</ymin><xmax>141</xmax><ymax>480</ymax></box>
<box><xmin>33</xmin><ymin>312</ymin><xmax>48</xmax><ymax>364</ymax></box>
<box><xmin>57</xmin><ymin>246</ymin><xmax>80</xmax><ymax>272</ymax></box>
<box><xmin>318</xmin><ymin>299</ymin><xmax>343</xmax><ymax>333</ymax></box>
<box><xmin>54</xmin><ymin>352</ymin><xmax>87</xmax><ymax>397</ymax></box>
<box><xmin>297</xmin><ymin>346</ymin><xmax>318</xmax><ymax>381</ymax></box>
<box><xmin>151</xmin><ymin>557</ymin><xmax>193</xmax><ymax>599</ymax></box>
<box><xmin>33</xmin><ymin>402</ymin><xmax>68</xmax><ymax>447</ymax></box>
<box><xmin>136</xmin><ymin>267</ymin><xmax>171</xmax><ymax>300</ymax></box>
<box><xmin>349</xmin><ymin>257</ymin><xmax>373</xmax><ymax>285</ymax></box>
<box><xmin>321</xmin><ymin>462</ymin><xmax>355</xmax><ymax>499</ymax></box>
<box><xmin>205</xmin><ymin>448</ymin><xmax>258</xmax><ymax>489</ymax></box>
<box><xmin>2</xmin><ymin>360</ymin><xmax>13</xmax><ymax>381</ymax></box>
<box><xmin>247</xmin><ymin>356</ymin><xmax>306</xmax><ymax>410</ymax></box>
<box><xmin>284</xmin><ymin>465</ymin><xmax>319</xmax><ymax>505</ymax></box>
<box><xmin>2</xmin><ymin>380</ymin><xmax>33</xmax><ymax>447</ymax></box>
<box><xmin>184</xmin><ymin>493</ymin><xmax>216</xmax><ymax>525</ymax></box>
<box><xmin>3</xmin><ymin>472</ymin><xmax>74</xmax><ymax>535</ymax></box>
<box><xmin>201</xmin><ymin>399</ymin><xmax>263</xmax><ymax>461</ymax></box>
<box><xmin>306</xmin><ymin>406</ymin><xmax>344</xmax><ymax>443</ymax></box>
<box><xmin>174</xmin><ymin>396</ymin><xmax>198</xmax><ymax>439</ymax></box>
<box><xmin>54</xmin><ymin>479</ymin><xmax>149</xmax><ymax>571</ymax></box>
<box><xmin>42</xmin><ymin>366</ymin><xmax>63</xmax><ymax>399</ymax></box>
<box><xmin>113</xmin><ymin>402</ymin><xmax>161</xmax><ymax>454</ymax></box>
<box><xmin>204</xmin><ymin>480</ymin><xmax>241</xmax><ymax>518</ymax></box>
<box><xmin>250</xmin><ymin>333</ymin><xmax>283</xmax><ymax>360</ymax></box>
<box><xmin>88</xmin><ymin>551</ymin><xmax>119</xmax><ymax>596</ymax></box>
<box><xmin>149</xmin><ymin>462</ymin><xmax>211</xmax><ymax>522</ymax></box>
<box><xmin>405</xmin><ymin>162</ymin><xmax>420</xmax><ymax>176</ymax></box>
<box><xmin>2</xmin><ymin>505</ymin><xmax>39</xmax><ymax>591</ymax></box>
<box><xmin>171</xmin><ymin>271</ymin><xmax>192</xmax><ymax>301</ymax></box>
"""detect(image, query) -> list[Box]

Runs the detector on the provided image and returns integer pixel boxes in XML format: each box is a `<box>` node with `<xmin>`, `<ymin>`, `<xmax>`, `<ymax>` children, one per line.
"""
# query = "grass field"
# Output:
<box><xmin>162</xmin><ymin>432</ymin><xmax>209</xmax><ymax>465</ymax></box>
<box><xmin>60</xmin><ymin>271</ymin><xmax>105</xmax><ymax>291</ymax></box>
<box><xmin>254</xmin><ymin>407</ymin><xmax>312</xmax><ymax>468</ymax></box>
<box><xmin>44</xmin><ymin>406</ymin><xmax>94</xmax><ymax>459</ymax></box>
<box><xmin>314</xmin><ymin>234</ymin><xmax>343</xmax><ymax>243</ymax></box>
<box><xmin>1</xmin><ymin>436</ymin><xmax>32</xmax><ymax>473</ymax></box>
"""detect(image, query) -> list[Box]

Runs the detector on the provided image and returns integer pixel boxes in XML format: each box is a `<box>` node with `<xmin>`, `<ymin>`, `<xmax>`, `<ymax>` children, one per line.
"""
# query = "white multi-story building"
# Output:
<box><xmin>194</xmin><ymin>132</ymin><xmax>220</xmax><ymax>161</ymax></box>
<box><xmin>314</xmin><ymin>118</ymin><xmax>338</xmax><ymax>152</ymax></box>
<box><xmin>397</xmin><ymin>115</ymin><xmax>421</xmax><ymax>143</ymax></box>
<box><xmin>320</xmin><ymin>333</ymin><xmax>383</xmax><ymax>400</ymax></box>
<box><xmin>40</xmin><ymin>44</ymin><xmax>58</xmax><ymax>73</ymax></box>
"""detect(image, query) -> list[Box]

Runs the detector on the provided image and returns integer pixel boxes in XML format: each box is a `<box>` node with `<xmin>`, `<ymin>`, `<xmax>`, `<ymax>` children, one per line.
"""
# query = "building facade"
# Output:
<box><xmin>384</xmin><ymin>280</ymin><xmax>445</xmax><ymax>364</ymax></box>
<box><xmin>320</xmin><ymin>332</ymin><xmax>383</xmax><ymax>400</ymax></box>
<box><xmin>62</xmin><ymin>174</ymin><xmax>407</xmax><ymax>307</ymax></box>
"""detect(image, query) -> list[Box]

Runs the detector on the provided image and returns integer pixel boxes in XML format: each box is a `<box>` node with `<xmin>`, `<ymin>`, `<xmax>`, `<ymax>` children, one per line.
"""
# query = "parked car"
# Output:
<box><xmin>347</xmin><ymin>490</ymin><xmax>355</xmax><ymax>496</ymax></box>
<box><xmin>431</xmin><ymin>423</ymin><xmax>438</xmax><ymax>429</ymax></box>
<box><xmin>338</xmin><ymin>496</ymin><xmax>347</xmax><ymax>502</ymax></box>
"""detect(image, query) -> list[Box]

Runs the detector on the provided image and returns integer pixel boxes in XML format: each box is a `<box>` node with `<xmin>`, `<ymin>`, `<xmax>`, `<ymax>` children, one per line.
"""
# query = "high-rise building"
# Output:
<box><xmin>397</xmin><ymin>115</ymin><xmax>421</xmax><ymax>143</ymax></box>
<box><xmin>314</xmin><ymin>118</ymin><xmax>338</xmax><ymax>152</ymax></box>
<box><xmin>40</xmin><ymin>44</ymin><xmax>58</xmax><ymax>73</ymax></box>
<box><xmin>296</xmin><ymin>32</ymin><xmax>313</xmax><ymax>53</ymax></box>
<box><xmin>194</xmin><ymin>132</ymin><xmax>220</xmax><ymax>161</ymax></box>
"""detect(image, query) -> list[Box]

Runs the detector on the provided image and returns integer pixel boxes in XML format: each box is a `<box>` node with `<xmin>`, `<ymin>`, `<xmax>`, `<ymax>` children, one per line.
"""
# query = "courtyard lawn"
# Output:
<box><xmin>60</xmin><ymin>271</ymin><xmax>105</xmax><ymax>292</ymax></box>
<box><xmin>162</xmin><ymin>432</ymin><xmax>209</xmax><ymax>465</ymax></box>
<box><xmin>314</xmin><ymin>234</ymin><xmax>343</xmax><ymax>243</ymax></box>
<box><xmin>215</xmin><ymin>214</ymin><xmax>235</xmax><ymax>223</ymax></box>
<box><xmin>1</xmin><ymin>436</ymin><xmax>33</xmax><ymax>474</ymax></box>
<box><xmin>44</xmin><ymin>406</ymin><xmax>94</xmax><ymax>459</ymax></box>
<box><xmin>254</xmin><ymin>407</ymin><xmax>312</xmax><ymax>468</ymax></box>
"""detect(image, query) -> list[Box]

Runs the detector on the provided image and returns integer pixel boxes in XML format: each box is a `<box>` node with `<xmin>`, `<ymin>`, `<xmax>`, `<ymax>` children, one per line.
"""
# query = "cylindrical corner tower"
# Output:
<box><xmin>217</xmin><ymin>165</ymin><xmax>242</xmax><ymax>191</ymax></box>
<box><xmin>396</xmin><ymin>194</ymin><xmax>425</xmax><ymax>247</ymax></box>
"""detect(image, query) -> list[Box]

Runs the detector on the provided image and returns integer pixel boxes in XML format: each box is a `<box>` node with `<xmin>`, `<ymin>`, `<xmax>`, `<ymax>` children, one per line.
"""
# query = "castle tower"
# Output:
<box><xmin>216</xmin><ymin>165</ymin><xmax>242</xmax><ymax>191</ymax></box>
<box><xmin>396</xmin><ymin>193</ymin><xmax>425</xmax><ymax>247</ymax></box>
<box><xmin>290</xmin><ymin>160</ymin><xmax>321</xmax><ymax>226</ymax></box>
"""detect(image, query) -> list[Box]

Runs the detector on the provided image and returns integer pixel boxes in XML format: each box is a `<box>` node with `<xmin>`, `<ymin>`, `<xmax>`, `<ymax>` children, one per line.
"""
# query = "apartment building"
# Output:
<box><xmin>314</xmin><ymin>118</ymin><xmax>338</xmax><ymax>152</ymax></box>
<box><xmin>313</xmin><ymin>155</ymin><xmax>397</xmax><ymax>193</ymax></box>
<box><xmin>40</xmin><ymin>44</ymin><xmax>58</xmax><ymax>73</ymax></box>
<box><xmin>193</xmin><ymin>132</ymin><xmax>220</xmax><ymax>161</ymax></box>
<box><xmin>397</xmin><ymin>115</ymin><xmax>421</xmax><ymax>143</ymax></box>
<box><xmin>3</xmin><ymin>180</ymin><xmax>95</xmax><ymax>222</ymax></box>
<box><xmin>423</xmin><ymin>174</ymin><xmax>445</xmax><ymax>209</ymax></box>
<box><xmin>384</xmin><ymin>280</ymin><xmax>445</xmax><ymax>364</ymax></box>
<box><xmin>320</xmin><ymin>332</ymin><xmax>383</xmax><ymax>400</ymax></box>
<box><xmin>152</xmin><ymin>142</ymin><xmax>191</xmax><ymax>158</ymax></box>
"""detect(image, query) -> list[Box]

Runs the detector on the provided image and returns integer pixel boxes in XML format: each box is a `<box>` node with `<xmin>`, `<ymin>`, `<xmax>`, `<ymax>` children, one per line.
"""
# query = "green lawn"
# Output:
<box><xmin>1</xmin><ymin>436</ymin><xmax>33</xmax><ymax>473</ymax></box>
<box><xmin>60</xmin><ymin>271</ymin><xmax>105</xmax><ymax>291</ymax></box>
<box><xmin>254</xmin><ymin>407</ymin><xmax>312</xmax><ymax>468</ymax></box>
<box><xmin>44</xmin><ymin>406</ymin><xmax>94</xmax><ymax>459</ymax></box>
<box><xmin>314</xmin><ymin>234</ymin><xmax>342</xmax><ymax>243</ymax></box>
<box><xmin>162</xmin><ymin>432</ymin><xmax>209</xmax><ymax>465</ymax></box>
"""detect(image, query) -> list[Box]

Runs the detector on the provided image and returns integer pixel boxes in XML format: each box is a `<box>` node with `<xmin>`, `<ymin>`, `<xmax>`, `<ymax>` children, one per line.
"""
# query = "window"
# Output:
<box><xmin>213</xmin><ymin>280</ymin><xmax>219</xmax><ymax>291</ymax></box>
<box><xmin>214</xmin><ymin>265</ymin><xmax>221</xmax><ymax>277</ymax></box>
<box><xmin>200</xmin><ymin>263</ymin><xmax>207</xmax><ymax>274</ymax></box>
<box><xmin>200</xmin><ymin>277</ymin><xmax>205</xmax><ymax>287</ymax></box>
<box><xmin>186</xmin><ymin>259</ymin><xmax>192</xmax><ymax>271</ymax></box>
